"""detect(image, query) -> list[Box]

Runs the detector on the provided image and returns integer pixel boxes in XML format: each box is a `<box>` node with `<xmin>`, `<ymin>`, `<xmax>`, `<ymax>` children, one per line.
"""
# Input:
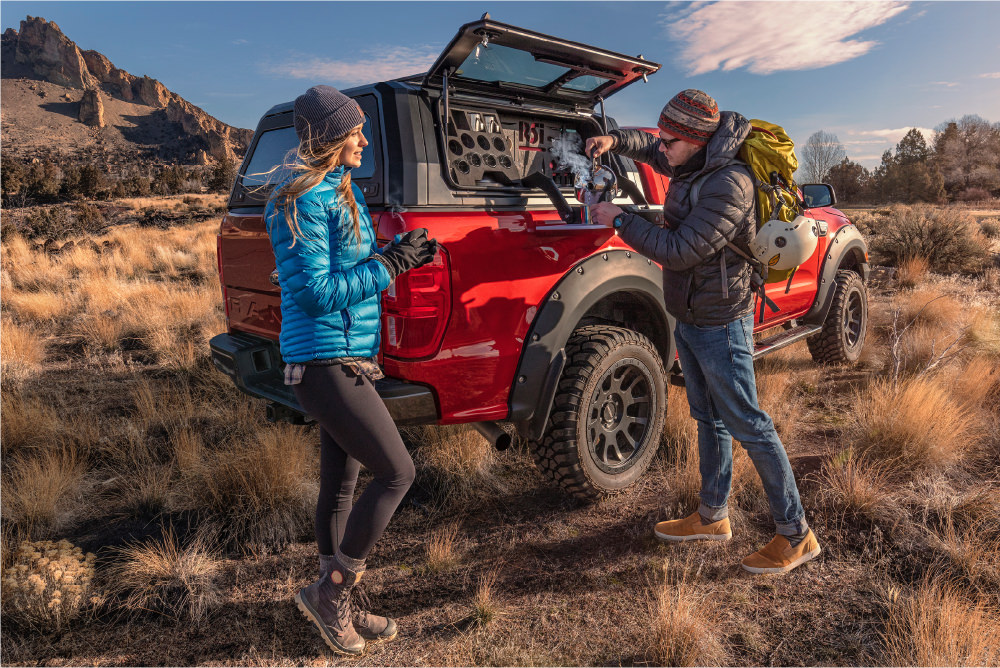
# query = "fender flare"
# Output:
<box><xmin>802</xmin><ymin>224</ymin><xmax>870</xmax><ymax>325</ymax></box>
<box><xmin>508</xmin><ymin>249</ymin><xmax>674</xmax><ymax>441</ymax></box>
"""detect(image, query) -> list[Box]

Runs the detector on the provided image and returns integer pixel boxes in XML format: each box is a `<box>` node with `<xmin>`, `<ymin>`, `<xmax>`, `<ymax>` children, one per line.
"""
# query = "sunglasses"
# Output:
<box><xmin>659</xmin><ymin>136</ymin><xmax>681</xmax><ymax>149</ymax></box>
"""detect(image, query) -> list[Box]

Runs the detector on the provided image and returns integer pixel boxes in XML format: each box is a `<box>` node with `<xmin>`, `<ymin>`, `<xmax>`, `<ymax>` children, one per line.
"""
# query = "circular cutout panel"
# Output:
<box><xmin>483</xmin><ymin>154</ymin><xmax>497</xmax><ymax>168</ymax></box>
<box><xmin>468</xmin><ymin>153</ymin><xmax>482</xmax><ymax>167</ymax></box>
<box><xmin>455</xmin><ymin>160</ymin><xmax>470</xmax><ymax>174</ymax></box>
<box><xmin>499</xmin><ymin>155</ymin><xmax>512</xmax><ymax>168</ymax></box>
<box><xmin>493</xmin><ymin>137</ymin><xmax>507</xmax><ymax>152</ymax></box>
<box><xmin>448</xmin><ymin>139</ymin><xmax>463</xmax><ymax>156</ymax></box>
<box><xmin>461</xmin><ymin>133</ymin><xmax>475</xmax><ymax>149</ymax></box>
<box><xmin>477</xmin><ymin>135</ymin><xmax>490</xmax><ymax>150</ymax></box>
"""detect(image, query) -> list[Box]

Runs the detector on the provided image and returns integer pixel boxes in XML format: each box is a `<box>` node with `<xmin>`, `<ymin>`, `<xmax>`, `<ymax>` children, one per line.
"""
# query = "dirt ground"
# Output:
<box><xmin>2</xmin><ymin>208</ymin><xmax>999</xmax><ymax>666</ymax></box>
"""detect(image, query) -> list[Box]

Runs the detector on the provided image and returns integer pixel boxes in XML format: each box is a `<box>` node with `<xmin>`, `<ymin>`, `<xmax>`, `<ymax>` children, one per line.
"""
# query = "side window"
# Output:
<box><xmin>240</xmin><ymin>126</ymin><xmax>298</xmax><ymax>190</ymax></box>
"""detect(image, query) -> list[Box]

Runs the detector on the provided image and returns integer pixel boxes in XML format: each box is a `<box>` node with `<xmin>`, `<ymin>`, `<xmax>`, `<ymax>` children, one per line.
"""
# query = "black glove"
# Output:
<box><xmin>378</xmin><ymin>228</ymin><xmax>439</xmax><ymax>278</ymax></box>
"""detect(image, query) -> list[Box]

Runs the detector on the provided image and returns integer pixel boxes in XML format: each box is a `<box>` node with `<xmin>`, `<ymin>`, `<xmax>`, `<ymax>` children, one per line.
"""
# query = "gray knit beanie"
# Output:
<box><xmin>293</xmin><ymin>85</ymin><xmax>364</xmax><ymax>145</ymax></box>
<box><xmin>657</xmin><ymin>89</ymin><xmax>720</xmax><ymax>147</ymax></box>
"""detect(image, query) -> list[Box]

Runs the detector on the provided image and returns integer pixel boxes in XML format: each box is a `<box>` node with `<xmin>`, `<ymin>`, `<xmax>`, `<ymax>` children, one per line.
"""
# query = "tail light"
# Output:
<box><xmin>381</xmin><ymin>246</ymin><xmax>451</xmax><ymax>359</ymax></box>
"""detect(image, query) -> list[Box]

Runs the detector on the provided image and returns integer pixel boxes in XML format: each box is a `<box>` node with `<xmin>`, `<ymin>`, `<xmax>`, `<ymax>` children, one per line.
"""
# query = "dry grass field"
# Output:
<box><xmin>1</xmin><ymin>201</ymin><xmax>999</xmax><ymax>666</ymax></box>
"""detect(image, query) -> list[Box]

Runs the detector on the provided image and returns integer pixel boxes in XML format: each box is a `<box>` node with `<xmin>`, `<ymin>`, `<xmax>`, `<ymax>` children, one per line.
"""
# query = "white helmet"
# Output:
<box><xmin>749</xmin><ymin>215</ymin><xmax>820</xmax><ymax>271</ymax></box>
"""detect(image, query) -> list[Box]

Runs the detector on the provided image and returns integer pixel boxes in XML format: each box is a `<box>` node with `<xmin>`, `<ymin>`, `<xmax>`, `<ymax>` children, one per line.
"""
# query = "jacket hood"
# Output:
<box><xmin>699</xmin><ymin>111</ymin><xmax>751</xmax><ymax>175</ymax></box>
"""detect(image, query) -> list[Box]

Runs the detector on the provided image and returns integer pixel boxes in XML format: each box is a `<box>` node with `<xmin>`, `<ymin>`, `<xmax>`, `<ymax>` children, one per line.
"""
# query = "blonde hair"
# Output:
<box><xmin>268</xmin><ymin>122</ymin><xmax>363</xmax><ymax>245</ymax></box>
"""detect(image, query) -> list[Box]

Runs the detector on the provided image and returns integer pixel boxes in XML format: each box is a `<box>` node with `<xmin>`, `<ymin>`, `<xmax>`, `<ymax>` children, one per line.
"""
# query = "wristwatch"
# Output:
<box><xmin>612</xmin><ymin>213</ymin><xmax>626</xmax><ymax>229</ymax></box>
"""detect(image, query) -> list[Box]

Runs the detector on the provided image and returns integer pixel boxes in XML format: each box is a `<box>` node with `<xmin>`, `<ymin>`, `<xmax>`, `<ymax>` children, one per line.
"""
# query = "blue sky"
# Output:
<box><xmin>4</xmin><ymin>1</ymin><xmax>999</xmax><ymax>169</ymax></box>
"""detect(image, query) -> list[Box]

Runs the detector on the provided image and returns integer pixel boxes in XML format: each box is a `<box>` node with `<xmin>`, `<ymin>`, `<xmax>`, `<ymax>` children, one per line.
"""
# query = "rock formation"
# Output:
<box><xmin>78</xmin><ymin>88</ymin><xmax>104</xmax><ymax>127</ymax></box>
<box><xmin>3</xmin><ymin>16</ymin><xmax>252</xmax><ymax>162</ymax></box>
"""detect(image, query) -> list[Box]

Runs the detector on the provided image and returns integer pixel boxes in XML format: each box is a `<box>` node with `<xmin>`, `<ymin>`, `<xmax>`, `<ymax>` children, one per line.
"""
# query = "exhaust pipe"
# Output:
<box><xmin>472</xmin><ymin>421</ymin><xmax>512</xmax><ymax>451</ymax></box>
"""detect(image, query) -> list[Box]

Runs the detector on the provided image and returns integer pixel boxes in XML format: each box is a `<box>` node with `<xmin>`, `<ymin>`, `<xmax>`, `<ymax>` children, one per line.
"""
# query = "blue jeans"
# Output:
<box><xmin>674</xmin><ymin>314</ymin><xmax>807</xmax><ymax>537</ymax></box>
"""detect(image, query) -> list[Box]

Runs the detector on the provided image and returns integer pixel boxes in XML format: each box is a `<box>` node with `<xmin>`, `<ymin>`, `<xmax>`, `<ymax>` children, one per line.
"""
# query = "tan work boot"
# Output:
<box><xmin>654</xmin><ymin>511</ymin><xmax>732</xmax><ymax>543</ymax></box>
<box><xmin>350</xmin><ymin>583</ymin><xmax>398</xmax><ymax>642</ymax></box>
<box><xmin>295</xmin><ymin>560</ymin><xmax>366</xmax><ymax>656</ymax></box>
<box><xmin>741</xmin><ymin>530</ymin><xmax>821</xmax><ymax>574</ymax></box>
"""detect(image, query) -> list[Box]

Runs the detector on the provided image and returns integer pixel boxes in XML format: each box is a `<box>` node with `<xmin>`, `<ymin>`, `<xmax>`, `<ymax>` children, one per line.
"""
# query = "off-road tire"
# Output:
<box><xmin>807</xmin><ymin>269</ymin><xmax>868</xmax><ymax>364</ymax></box>
<box><xmin>532</xmin><ymin>325</ymin><xmax>667</xmax><ymax>500</ymax></box>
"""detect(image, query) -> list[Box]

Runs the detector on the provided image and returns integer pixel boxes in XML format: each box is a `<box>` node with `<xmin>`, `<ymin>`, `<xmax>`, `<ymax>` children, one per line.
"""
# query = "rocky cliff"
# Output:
<box><xmin>1</xmin><ymin>16</ymin><xmax>252</xmax><ymax>164</ymax></box>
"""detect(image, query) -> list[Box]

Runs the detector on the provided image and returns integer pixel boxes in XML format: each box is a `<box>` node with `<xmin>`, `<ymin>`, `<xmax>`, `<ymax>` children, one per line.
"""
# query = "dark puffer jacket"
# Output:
<box><xmin>610</xmin><ymin>111</ymin><xmax>756</xmax><ymax>326</ymax></box>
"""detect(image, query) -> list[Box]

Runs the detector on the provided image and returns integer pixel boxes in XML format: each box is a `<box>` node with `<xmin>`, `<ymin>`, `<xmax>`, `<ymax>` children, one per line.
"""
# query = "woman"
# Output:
<box><xmin>265</xmin><ymin>85</ymin><xmax>437</xmax><ymax>656</ymax></box>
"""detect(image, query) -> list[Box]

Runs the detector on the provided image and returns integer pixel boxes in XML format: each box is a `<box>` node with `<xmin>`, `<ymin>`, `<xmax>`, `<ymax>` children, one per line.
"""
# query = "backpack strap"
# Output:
<box><xmin>688</xmin><ymin>165</ymin><xmax>779</xmax><ymax>325</ymax></box>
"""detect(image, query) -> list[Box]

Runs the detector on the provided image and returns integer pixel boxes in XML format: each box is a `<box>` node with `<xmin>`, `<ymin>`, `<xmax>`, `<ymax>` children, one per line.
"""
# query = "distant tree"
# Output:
<box><xmin>825</xmin><ymin>158</ymin><xmax>870</xmax><ymax>203</ymax></box>
<box><xmin>207</xmin><ymin>154</ymin><xmax>237</xmax><ymax>194</ymax></box>
<box><xmin>871</xmin><ymin>129</ymin><xmax>945</xmax><ymax>203</ymax></box>
<box><xmin>60</xmin><ymin>165</ymin><xmax>83</xmax><ymax>199</ymax></box>
<box><xmin>932</xmin><ymin>115</ymin><xmax>1000</xmax><ymax>199</ymax></box>
<box><xmin>1</xmin><ymin>156</ymin><xmax>26</xmax><ymax>205</ymax></box>
<box><xmin>78</xmin><ymin>163</ymin><xmax>107</xmax><ymax>200</ymax></box>
<box><xmin>26</xmin><ymin>160</ymin><xmax>62</xmax><ymax>203</ymax></box>
<box><xmin>800</xmin><ymin>131</ymin><xmax>847</xmax><ymax>183</ymax></box>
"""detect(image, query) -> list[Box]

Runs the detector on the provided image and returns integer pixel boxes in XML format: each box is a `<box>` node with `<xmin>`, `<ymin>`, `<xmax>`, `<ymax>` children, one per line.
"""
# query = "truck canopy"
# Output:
<box><xmin>421</xmin><ymin>18</ymin><xmax>660</xmax><ymax>108</ymax></box>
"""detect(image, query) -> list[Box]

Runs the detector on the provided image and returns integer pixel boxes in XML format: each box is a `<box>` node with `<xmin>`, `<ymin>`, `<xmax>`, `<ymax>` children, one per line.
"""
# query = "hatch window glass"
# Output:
<box><xmin>455</xmin><ymin>43</ymin><xmax>570</xmax><ymax>87</ymax></box>
<box><xmin>562</xmin><ymin>74</ymin><xmax>612</xmax><ymax>92</ymax></box>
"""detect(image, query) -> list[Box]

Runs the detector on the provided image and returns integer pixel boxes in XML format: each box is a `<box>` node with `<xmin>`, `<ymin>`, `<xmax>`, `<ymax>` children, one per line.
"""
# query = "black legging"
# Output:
<box><xmin>292</xmin><ymin>364</ymin><xmax>415</xmax><ymax>560</ymax></box>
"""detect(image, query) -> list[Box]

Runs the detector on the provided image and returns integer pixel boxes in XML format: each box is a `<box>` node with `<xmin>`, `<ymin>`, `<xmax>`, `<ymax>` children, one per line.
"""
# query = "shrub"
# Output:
<box><xmin>106</xmin><ymin>530</ymin><xmax>221</xmax><ymax>621</ymax></box>
<box><xmin>816</xmin><ymin>450</ymin><xmax>892</xmax><ymax>519</ymax></box>
<box><xmin>877</xmin><ymin>579</ymin><xmax>1000</xmax><ymax>666</ymax></box>
<box><xmin>979</xmin><ymin>217</ymin><xmax>1000</xmax><ymax>239</ymax></box>
<box><xmin>895</xmin><ymin>255</ymin><xmax>930</xmax><ymax>288</ymax></box>
<box><xmin>869</xmin><ymin>204</ymin><xmax>991</xmax><ymax>274</ymax></box>
<box><xmin>849</xmin><ymin>376</ymin><xmax>981</xmax><ymax>472</ymax></box>
<box><xmin>23</xmin><ymin>206</ymin><xmax>70</xmax><ymax>240</ymax></box>
<box><xmin>471</xmin><ymin>567</ymin><xmax>503</xmax><ymax>628</ymax></box>
<box><xmin>1</xmin><ymin>539</ymin><xmax>96</xmax><ymax>631</ymax></box>
<box><xmin>411</xmin><ymin>425</ymin><xmax>500</xmax><ymax>507</ymax></box>
<box><xmin>1</xmin><ymin>447</ymin><xmax>88</xmax><ymax>537</ymax></box>
<box><xmin>169</xmin><ymin>424</ymin><xmax>317</xmax><ymax>553</ymax></box>
<box><xmin>425</xmin><ymin>523</ymin><xmax>462</xmax><ymax>574</ymax></box>
<box><xmin>957</xmin><ymin>187</ymin><xmax>991</xmax><ymax>203</ymax></box>
<box><xmin>71</xmin><ymin>204</ymin><xmax>106</xmax><ymax>233</ymax></box>
<box><xmin>645</xmin><ymin>569</ymin><xmax>726</xmax><ymax>667</ymax></box>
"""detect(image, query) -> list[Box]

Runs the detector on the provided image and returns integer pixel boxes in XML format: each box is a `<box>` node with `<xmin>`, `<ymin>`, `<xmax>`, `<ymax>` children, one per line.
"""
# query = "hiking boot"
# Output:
<box><xmin>654</xmin><ymin>511</ymin><xmax>732</xmax><ymax>543</ymax></box>
<box><xmin>352</xmin><ymin>588</ymin><xmax>398</xmax><ymax>642</ymax></box>
<box><xmin>294</xmin><ymin>560</ymin><xmax>366</xmax><ymax>656</ymax></box>
<box><xmin>741</xmin><ymin>529</ymin><xmax>821</xmax><ymax>574</ymax></box>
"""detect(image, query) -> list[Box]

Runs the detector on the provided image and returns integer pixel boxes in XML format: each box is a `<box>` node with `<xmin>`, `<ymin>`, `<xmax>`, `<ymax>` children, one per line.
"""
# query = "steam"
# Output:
<box><xmin>548</xmin><ymin>132</ymin><xmax>593</xmax><ymax>188</ymax></box>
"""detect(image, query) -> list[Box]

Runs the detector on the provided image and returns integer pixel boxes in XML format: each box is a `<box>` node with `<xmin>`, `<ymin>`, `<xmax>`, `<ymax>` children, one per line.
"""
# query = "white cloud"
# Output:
<box><xmin>662</xmin><ymin>1</ymin><xmax>910</xmax><ymax>75</ymax></box>
<box><xmin>854</xmin><ymin>127</ymin><xmax>935</xmax><ymax>144</ymax></box>
<box><xmin>979</xmin><ymin>72</ymin><xmax>1000</xmax><ymax>79</ymax></box>
<box><xmin>929</xmin><ymin>81</ymin><xmax>958</xmax><ymax>87</ymax></box>
<box><xmin>264</xmin><ymin>45</ymin><xmax>440</xmax><ymax>84</ymax></box>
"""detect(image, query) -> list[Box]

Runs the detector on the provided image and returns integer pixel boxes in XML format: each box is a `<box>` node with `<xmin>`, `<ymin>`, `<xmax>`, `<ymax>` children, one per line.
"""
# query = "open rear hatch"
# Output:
<box><xmin>422</xmin><ymin>18</ymin><xmax>660</xmax><ymax>109</ymax></box>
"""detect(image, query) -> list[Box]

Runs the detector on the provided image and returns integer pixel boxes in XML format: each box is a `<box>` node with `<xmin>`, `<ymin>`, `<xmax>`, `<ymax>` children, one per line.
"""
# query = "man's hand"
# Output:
<box><xmin>591</xmin><ymin>201</ymin><xmax>623</xmax><ymax>228</ymax></box>
<box><xmin>585</xmin><ymin>135</ymin><xmax>616</xmax><ymax>159</ymax></box>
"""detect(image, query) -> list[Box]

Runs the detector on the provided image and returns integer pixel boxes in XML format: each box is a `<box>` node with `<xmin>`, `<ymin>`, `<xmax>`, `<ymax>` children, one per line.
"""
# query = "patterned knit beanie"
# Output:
<box><xmin>657</xmin><ymin>89</ymin><xmax>720</xmax><ymax>147</ymax></box>
<box><xmin>293</xmin><ymin>85</ymin><xmax>364</xmax><ymax>145</ymax></box>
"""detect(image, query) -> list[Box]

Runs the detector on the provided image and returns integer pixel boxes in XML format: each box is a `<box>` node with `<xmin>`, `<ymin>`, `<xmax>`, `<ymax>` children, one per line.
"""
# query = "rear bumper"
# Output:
<box><xmin>209</xmin><ymin>332</ymin><xmax>439</xmax><ymax>425</ymax></box>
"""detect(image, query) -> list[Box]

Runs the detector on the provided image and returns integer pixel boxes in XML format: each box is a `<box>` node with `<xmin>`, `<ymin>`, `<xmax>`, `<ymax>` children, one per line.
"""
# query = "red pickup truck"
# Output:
<box><xmin>211</xmin><ymin>17</ymin><xmax>870</xmax><ymax>499</ymax></box>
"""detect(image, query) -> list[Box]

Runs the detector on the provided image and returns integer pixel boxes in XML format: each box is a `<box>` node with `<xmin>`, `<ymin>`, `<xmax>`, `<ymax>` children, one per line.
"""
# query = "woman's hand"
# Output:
<box><xmin>590</xmin><ymin>202</ymin><xmax>623</xmax><ymax>228</ymax></box>
<box><xmin>378</xmin><ymin>228</ymin><xmax>439</xmax><ymax>277</ymax></box>
<box><xmin>584</xmin><ymin>135</ymin><xmax>616</xmax><ymax>159</ymax></box>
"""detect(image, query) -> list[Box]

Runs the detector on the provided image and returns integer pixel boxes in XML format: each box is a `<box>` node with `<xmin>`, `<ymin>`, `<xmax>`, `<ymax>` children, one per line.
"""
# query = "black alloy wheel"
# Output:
<box><xmin>533</xmin><ymin>325</ymin><xmax>667</xmax><ymax>499</ymax></box>
<box><xmin>807</xmin><ymin>270</ymin><xmax>868</xmax><ymax>364</ymax></box>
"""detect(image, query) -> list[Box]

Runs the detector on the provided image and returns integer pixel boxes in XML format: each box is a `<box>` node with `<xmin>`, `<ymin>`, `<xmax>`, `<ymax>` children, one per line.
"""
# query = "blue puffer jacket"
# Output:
<box><xmin>265</xmin><ymin>166</ymin><xmax>392</xmax><ymax>363</ymax></box>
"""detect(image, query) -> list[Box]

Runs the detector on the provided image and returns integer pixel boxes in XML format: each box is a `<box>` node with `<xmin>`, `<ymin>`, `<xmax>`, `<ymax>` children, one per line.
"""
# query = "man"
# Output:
<box><xmin>586</xmin><ymin>89</ymin><xmax>820</xmax><ymax>574</ymax></box>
